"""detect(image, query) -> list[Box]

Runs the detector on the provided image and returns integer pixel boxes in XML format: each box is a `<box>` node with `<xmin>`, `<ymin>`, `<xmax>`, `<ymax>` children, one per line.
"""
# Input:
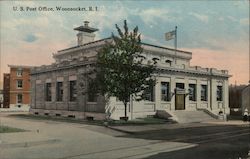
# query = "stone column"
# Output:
<box><xmin>184</xmin><ymin>77</ymin><xmax>189</xmax><ymax>110</ymax></box>
<box><xmin>223</xmin><ymin>79</ymin><xmax>229</xmax><ymax>114</ymax></box>
<box><xmin>210</xmin><ymin>79</ymin><xmax>217</xmax><ymax>111</ymax></box>
<box><xmin>207</xmin><ymin>80</ymin><xmax>211</xmax><ymax>110</ymax></box>
<box><xmin>196</xmin><ymin>79</ymin><xmax>201</xmax><ymax>109</ymax></box>
<box><xmin>170</xmin><ymin>76</ymin><xmax>175</xmax><ymax>110</ymax></box>
<box><xmin>31</xmin><ymin>76</ymin><xmax>36</xmax><ymax>109</ymax></box>
<box><xmin>155</xmin><ymin>78</ymin><xmax>161</xmax><ymax>110</ymax></box>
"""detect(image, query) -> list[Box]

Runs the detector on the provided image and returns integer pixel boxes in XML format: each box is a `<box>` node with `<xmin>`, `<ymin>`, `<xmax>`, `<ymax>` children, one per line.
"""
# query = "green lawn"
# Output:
<box><xmin>10</xmin><ymin>114</ymin><xmax>172</xmax><ymax>126</ymax></box>
<box><xmin>10</xmin><ymin>114</ymin><xmax>104</xmax><ymax>126</ymax></box>
<box><xmin>0</xmin><ymin>125</ymin><xmax>26</xmax><ymax>133</ymax></box>
<box><xmin>107</xmin><ymin>117</ymin><xmax>170</xmax><ymax>126</ymax></box>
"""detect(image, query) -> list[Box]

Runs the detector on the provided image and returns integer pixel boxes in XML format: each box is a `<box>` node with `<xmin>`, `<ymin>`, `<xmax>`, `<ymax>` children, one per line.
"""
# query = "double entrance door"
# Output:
<box><xmin>175</xmin><ymin>83</ymin><xmax>185</xmax><ymax>110</ymax></box>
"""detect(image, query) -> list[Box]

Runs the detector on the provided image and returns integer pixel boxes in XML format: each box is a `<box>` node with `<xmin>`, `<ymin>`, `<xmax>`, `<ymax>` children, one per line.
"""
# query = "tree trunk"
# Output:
<box><xmin>124</xmin><ymin>102</ymin><xmax>127</xmax><ymax>118</ymax></box>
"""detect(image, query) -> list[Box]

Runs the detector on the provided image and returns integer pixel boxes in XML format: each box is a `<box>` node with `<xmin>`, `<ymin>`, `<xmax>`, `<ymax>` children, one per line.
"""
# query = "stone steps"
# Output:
<box><xmin>171</xmin><ymin>110</ymin><xmax>217</xmax><ymax>123</ymax></box>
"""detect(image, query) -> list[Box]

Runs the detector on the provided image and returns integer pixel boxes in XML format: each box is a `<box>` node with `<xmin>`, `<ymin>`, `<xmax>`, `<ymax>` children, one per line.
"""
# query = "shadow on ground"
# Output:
<box><xmin>119</xmin><ymin>124</ymin><xmax>250</xmax><ymax>159</ymax></box>
<box><xmin>144</xmin><ymin>141</ymin><xmax>250</xmax><ymax>159</ymax></box>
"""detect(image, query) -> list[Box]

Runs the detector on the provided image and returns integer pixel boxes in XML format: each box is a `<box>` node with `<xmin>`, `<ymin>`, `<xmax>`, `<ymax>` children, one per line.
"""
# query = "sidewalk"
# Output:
<box><xmin>203</xmin><ymin>120</ymin><xmax>250</xmax><ymax>126</ymax></box>
<box><xmin>108</xmin><ymin>120</ymin><xmax>250</xmax><ymax>134</ymax></box>
<box><xmin>0</xmin><ymin>131</ymin><xmax>60</xmax><ymax>148</ymax></box>
<box><xmin>0</xmin><ymin>114</ymin><xmax>198</xmax><ymax>159</ymax></box>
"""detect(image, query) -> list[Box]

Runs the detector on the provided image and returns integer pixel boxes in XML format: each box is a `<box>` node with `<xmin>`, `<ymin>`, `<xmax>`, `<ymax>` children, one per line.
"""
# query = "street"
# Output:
<box><xmin>122</xmin><ymin>123</ymin><xmax>250</xmax><ymax>159</ymax></box>
<box><xmin>0</xmin><ymin>113</ymin><xmax>249</xmax><ymax>159</ymax></box>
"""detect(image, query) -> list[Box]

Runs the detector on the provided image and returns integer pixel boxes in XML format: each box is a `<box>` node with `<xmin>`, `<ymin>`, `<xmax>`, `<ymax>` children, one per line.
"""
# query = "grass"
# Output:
<box><xmin>107</xmin><ymin>117</ymin><xmax>171</xmax><ymax>126</ymax></box>
<box><xmin>10</xmin><ymin>114</ymin><xmax>171</xmax><ymax>126</ymax></box>
<box><xmin>0</xmin><ymin>125</ymin><xmax>26</xmax><ymax>133</ymax></box>
<box><xmin>10</xmin><ymin>114</ymin><xmax>105</xmax><ymax>126</ymax></box>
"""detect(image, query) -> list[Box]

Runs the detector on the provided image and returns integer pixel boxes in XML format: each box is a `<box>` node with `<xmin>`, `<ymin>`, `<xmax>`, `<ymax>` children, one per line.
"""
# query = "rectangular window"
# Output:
<box><xmin>201</xmin><ymin>85</ymin><xmax>207</xmax><ymax>101</ymax></box>
<box><xmin>189</xmin><ymin>84</ymin><xmax>196</xmax><ymax>101</ymax></box>
<box><xmin>16</xmin><ymin>69</ymin><xmax>23</xmax><ymax>77</ymax></box>
<box><xmin>70</xmin><ymin>81</ymin><xmax>77</xmax><ymax>101</ymax></box>
<box><xmin>161</xmin><ymin>82</ymin><xmax>170</xmax><ymax>101</ymax></box>
<box><xmin>176</xmin><ymin>83</ymin><xmax>184</xmax><ymax>89</ymax></box>
<box><xmin>145</xmin><ymin>85</ymin><xmax>154</xmax><ymax>102</ymax></box>
<box><xmin>45</xmin><ymin>83</ymin><xmax>52</xmax><ymax>101</ymax></box>
<box><xmin>217</xmin><ymin>86</ymin><xmax>223</xmax><ymax>101</ymax></box>
<box><xmin>17</xmin><ymin>94</ymin><xmax>22</xmax><ymax>103</ymax></box>
<box><xmin>56</xmin><ymin>82</ymin><xmax>63</xmax><ymax>101</ymax></box>
<box><xmin>17</xmin><ymin>80</ymin><xmax>23</xmax><ymax>89</ymax></box>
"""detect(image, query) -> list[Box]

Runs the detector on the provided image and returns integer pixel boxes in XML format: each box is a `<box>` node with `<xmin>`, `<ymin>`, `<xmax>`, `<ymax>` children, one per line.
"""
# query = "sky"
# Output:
<box><xmin>0</xmin><ymin>0</ymin><xmax>249</xmax><ymax>88</ymax></box>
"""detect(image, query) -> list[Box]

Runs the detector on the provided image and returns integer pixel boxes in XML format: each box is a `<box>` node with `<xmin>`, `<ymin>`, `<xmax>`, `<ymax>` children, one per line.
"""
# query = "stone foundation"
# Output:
<box><xmin>0</xmin><ymin>104</ymin><xmax>30</xmax><ymax>112</ymax></box>
<box><xmin>29</xmin><ymin>108</ymin><xmax>106</xmax><ymax>120</ymax></box>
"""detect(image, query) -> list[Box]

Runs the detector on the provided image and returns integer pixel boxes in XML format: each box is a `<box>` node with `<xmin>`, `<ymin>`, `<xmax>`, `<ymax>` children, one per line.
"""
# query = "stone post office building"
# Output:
<box><xmin>30</xmin><ymin>21</ymin><xmax>230</xmax><ymax>120</ymax></box>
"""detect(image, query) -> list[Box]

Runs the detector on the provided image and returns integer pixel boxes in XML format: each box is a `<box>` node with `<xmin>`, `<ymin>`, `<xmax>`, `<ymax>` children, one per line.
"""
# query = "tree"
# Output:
<box><xmin>91</xmin><ymin>20</ymin><xmax>157</xmax><ymax>120</ymax></box>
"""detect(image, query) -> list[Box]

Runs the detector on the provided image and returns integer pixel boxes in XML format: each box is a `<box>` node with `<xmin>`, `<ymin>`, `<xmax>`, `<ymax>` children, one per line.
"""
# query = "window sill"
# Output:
<box><xmin>189</xmin><ymin>101</ymin><xmax>197</xmax><ymax>103</ymax></box>
<box><xmin>87</xmin><ymin>102</ymin><xmax>97</xmax><ymax>104</ymax></box>
<box><xmin>144</xmin><ymin>101</ymin><xmax>155</xmax><ymax>104</ymax></box>
<box><xmin>160</xmin><ymin>101</ymin><xmax>171</xmax><ymax>104</ymax></box>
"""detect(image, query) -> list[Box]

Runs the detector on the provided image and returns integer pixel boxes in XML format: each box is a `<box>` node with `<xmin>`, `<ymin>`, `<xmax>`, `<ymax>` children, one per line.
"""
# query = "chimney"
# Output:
<box><xmin>74</xmin><ymin>21</ymin><xmax>99</xmax><ymax>46</ymax></box>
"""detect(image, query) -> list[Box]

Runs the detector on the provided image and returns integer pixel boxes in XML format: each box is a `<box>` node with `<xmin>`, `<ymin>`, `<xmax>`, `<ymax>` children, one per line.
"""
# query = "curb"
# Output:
<box><xmin>106</xmin><ymin>126</ymin><xmax>136</xmax><ymax>134</ymax></box>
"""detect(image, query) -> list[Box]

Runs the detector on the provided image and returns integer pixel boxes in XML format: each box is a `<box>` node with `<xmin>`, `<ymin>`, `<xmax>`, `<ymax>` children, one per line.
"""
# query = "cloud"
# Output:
<box><xmin>141</xmin><ymin>34</ymin><xmax>165</xmax><ymax>46</ymax></box>
<box><xmin>136</xmin><ymin>8</ymin><xmax>181</xmax><ymax>26</ymax></box>
<box><xmin>240</xmin><ymin>18</ymin><xmax>249</xmax><ymax>26</ymax></box>
<box><xmin>23</xmin><ymin>34</ymin><xmax>38</xmax><ymax>43</ymax></box>
<box><xmin>2</xmin><ymin>16</ymin><xmax>49</xmax><ymax>29</ymax></box>
<box><xmin>14</xmin><ymin>0</ymin><xmax>36</xmax><ymax>6</ymax></box>
<box><xmin>227</xmin><ymin>16</ymin><xmax>237</xmax><ymax>22</ymax></box>
<box><xmin>189</xmin><ymin>12</ymin><xmax>209</xmax><ymax>23</ymax></box>
<box><xmin>139</xmin><ymin>8</ymin><xmax>169</xmax><ymax>25</ymax></box>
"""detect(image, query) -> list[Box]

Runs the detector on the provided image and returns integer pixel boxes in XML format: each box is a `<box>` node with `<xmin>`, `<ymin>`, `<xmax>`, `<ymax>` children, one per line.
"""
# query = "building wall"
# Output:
<box><xmin>9</xmin><ymin>68</ymin><xmax>31</xmax><ymax>94</ymax></box>
<box><xmin>30</xmin><ymin>63</ymin><xmax>106</xmax><ymax>116</ymax></box>
<box><xmin>3</xmin><ymin>73</ymin><xmax>10</xmax><ymax>108</ymax></box>
<box><xmin>242</xmin><ymin>85</ymin><xmax>250</xmax><ymax>114</ymax></box>
<box><xmin>107</xmin><ymin>72</ymin><xmax>229</xmax><ymax>120</ymax></box>
<box><xmin>1</xmin><ymin>67</ymin><xmax>32</xmax><ymax>111</ymax></box>
<box><xmin>9</xmin><ymin>92</ymin><xmax>30</xmax><ymax>105</ymax></box>
<box><xmin>0</xmin><ymin>90</ymin><xmax>3</xmax><ymax>108</ymax></box>
<box><xmin>30</xmin><ymin>39</ymin><xmax>229</xmax><ymax>120</ymax></box>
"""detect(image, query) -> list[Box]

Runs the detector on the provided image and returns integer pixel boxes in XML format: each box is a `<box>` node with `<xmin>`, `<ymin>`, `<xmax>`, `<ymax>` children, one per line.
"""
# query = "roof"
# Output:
<box><xmin>141</xmin><ymin>42</ymin><xmax>192</xmax><ymax>54</ymax></box>
<box><xmin>8</xmin><ymin>65</ymin><xmax>35</xmax><ymax>69</ymax></box>
<box><xmin>57</xmin><ymin>37</ymin><xmax>192</xmax><ymax>54</ymax></box>
<box><xmin>57</xmin><ymin>37</ymin><xmax>111</xmax><ymax>53</ymax></box>
<box><xmin>74</xmin><ymin>26</ymin><xmax>99</xmax><ymax>33</ymax></box>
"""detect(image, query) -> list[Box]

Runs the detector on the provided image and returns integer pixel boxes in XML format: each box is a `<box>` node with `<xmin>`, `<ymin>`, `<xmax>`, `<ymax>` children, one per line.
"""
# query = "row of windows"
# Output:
<box><xmin>45</xmin><ymin>81</ymin><xmax>96</xmax><ymax>102</ymax></box>
<box><xmin>188</xmin><ymin>84</ymin><xmax>223</xmax><ymax>101</ymax></box>
<box><xmin>43</xmin><ymin>81</ymin><xmax>223</xmax><ymax>102</ymax></box>
<box><xmin>145</xmin><ymin>82</ymin><xmax>223</xmax><ymax>102</ymax></box>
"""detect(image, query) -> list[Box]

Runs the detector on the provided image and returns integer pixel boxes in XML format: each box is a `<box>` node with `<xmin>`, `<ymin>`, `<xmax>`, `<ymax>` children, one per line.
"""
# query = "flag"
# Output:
<box><xmin>165</xmin><ymin>30</ymin><xmax>176</xmax><ymax>41</ymax></box>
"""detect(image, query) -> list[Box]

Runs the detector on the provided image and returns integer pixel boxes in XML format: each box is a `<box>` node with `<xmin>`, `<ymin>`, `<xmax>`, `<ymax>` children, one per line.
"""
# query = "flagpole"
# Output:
<box><xmin>175</xmin><ymin>26</ymin><xmax>177</xmax><ymax>64</ymax></box>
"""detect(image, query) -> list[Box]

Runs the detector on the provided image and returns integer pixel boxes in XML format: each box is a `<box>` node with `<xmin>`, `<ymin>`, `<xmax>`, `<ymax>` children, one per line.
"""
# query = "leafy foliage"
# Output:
<box><xmin>91</xmin><ymin>20</ymin><xmax>157</xmax><ymax>118</ymax></box>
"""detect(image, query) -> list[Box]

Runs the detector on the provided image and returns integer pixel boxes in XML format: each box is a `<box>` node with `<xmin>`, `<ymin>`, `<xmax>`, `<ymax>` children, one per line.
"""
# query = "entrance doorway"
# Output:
<box><xmin>175</xmin><ymin>94</ymin><xmax>185</xmax><ymax>110</ymax></box>
<box><xmin>175</xmin><ymin>83</ymin><xmax>185</xmax><ymax>110</ymax></box>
